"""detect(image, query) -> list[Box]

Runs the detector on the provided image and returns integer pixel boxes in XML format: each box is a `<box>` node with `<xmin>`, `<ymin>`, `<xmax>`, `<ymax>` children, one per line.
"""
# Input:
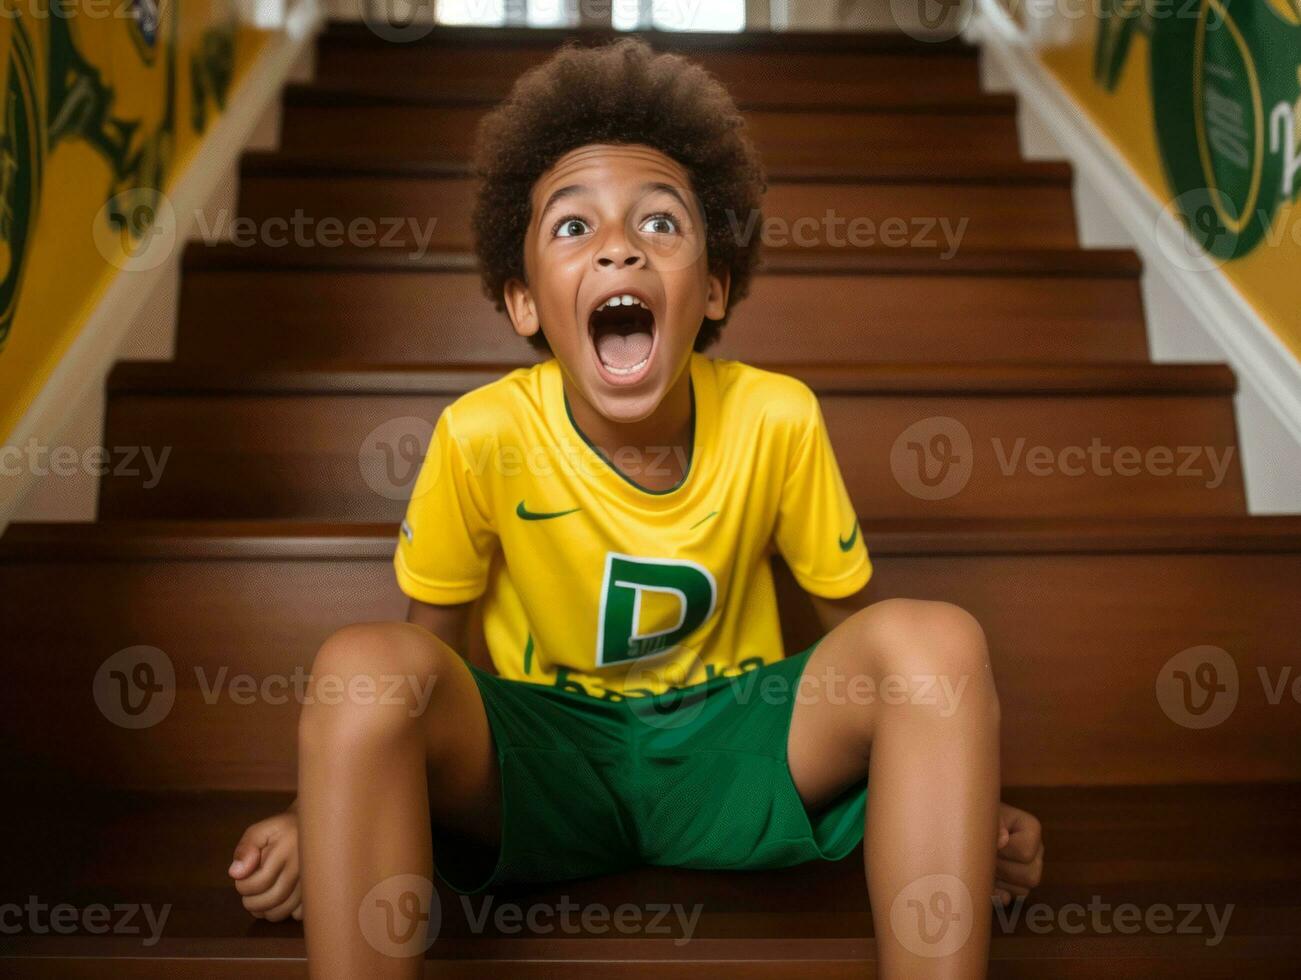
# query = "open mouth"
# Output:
<box><xmin>588</xmin><ymin>293</ymin><xmax>657</xmax><ymax>381</ymax></box>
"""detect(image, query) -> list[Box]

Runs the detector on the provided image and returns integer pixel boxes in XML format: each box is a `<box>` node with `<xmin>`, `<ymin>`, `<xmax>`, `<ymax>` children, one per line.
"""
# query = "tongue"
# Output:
<box><xmin>595</xmin><ymin>328</ymin><xmax>653</xmax><ymax>371</ymax></box>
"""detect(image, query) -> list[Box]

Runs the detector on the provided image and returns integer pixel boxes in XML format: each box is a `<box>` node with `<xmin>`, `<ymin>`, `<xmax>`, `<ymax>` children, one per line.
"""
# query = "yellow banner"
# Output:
<box><xmin>1034</xmin><ymin>0</ymin><xmax>1300</xmax><ymax>355</ymax></box>
<box><xmin>0</xmin><ymin>0</ymin><xmax>267</xmax><ymax>442</ymax></box>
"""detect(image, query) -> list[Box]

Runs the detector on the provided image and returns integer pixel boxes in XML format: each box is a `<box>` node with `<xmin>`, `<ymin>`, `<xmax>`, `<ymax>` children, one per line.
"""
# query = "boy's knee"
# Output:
<box><xmin>854</xmin><ymin>598</ymin><xmax>995</xmax><ymax>700</ymax></box>
<box><xmin>298</xmin><ymin>621</ymin><xmax>449</xmax><ymax>752</ymax></box>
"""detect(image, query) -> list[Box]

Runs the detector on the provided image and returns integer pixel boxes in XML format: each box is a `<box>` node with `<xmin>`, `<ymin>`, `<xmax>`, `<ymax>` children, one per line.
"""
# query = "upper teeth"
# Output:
<box><xmin>600</xmin><ymin>294</ymin><xmax>648</xmax><ymax>310</ymax></box>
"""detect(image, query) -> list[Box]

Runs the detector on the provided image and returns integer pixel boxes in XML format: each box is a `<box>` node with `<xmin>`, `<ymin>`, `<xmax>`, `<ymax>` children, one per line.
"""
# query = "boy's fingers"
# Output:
<box><xmin>999</xmin><ymin>874</ymin><xmax>1030</xmax><ymax>900</ymax></box>
<box><xmin>996</xmin><ymin>849</ymin><xmax>1044</xmax><ymax>889</ymax></box>
<box><xmin>234</xmin><ymin>847</ymin><xmax>289</xmax><ymax>897</ymax></box>
<box><xmin>261</xmin><ymin>882</ymin><xmax>302</xmax><ymax>923</ymax></box>
<box><xmin>292</xmin><ymin>903</ymin><xmax>304</xmax><ymax>921</ymax></box>
<box><xmin>999</xmin><ymin>828</ymin><xmax>1042</xmax><ymax>864</ymax></box>
<box><xmin>241</xmin><ymin>869</ymin><xmax>297</xmax><ymax>915</ymax></box>
<box><xmin>228</xmin><ymin>840</ymin><xmax>263</xmax><ymax>879</ymax></box>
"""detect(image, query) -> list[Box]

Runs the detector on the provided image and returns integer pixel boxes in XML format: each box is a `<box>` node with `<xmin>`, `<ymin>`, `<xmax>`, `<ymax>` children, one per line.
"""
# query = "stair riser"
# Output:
<box><xmin>96</xmin><ymin>391</ymin><xmax>1245</xmax><ymax>521</ymax></box>
<box><xmin>314</xmin><ymin>45</ymin><xmax>985</xmax><ymax>107</ymax></box>
<box><xmin>3</xmin><ymin>550</ymin><xmax>1295</xmax><ymax>790</ymax></box>
<box><xmin>234</xmin><ymin>174</ymin><xmax>1079</xmax><ymax>253</ymax></box>
<box><xmin>277</xmin><ymin>104</ymin><xmax>1023</xmax><ymax>168</ymax></box>
<box><xmin>175</xmin><ymin>269</ymin><xmax>1149</xmax><ymax>365</ymax></box>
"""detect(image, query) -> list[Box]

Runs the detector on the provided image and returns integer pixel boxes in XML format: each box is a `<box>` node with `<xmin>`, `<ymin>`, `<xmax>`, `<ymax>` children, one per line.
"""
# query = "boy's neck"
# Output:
<box><xmin>563</xmin><ymin>361</ymin><xmax>694</xmax><ymax>491</ymax></box>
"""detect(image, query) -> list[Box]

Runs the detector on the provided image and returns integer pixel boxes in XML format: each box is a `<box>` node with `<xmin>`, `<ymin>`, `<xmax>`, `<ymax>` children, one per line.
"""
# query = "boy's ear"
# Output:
<box><xmin>503</xmin><ymin>278</ymin><xmax>541</xmax><ymax>340</ymax></box>
<box><xmin>704</xmin><ymin>269</ymin><xmax>730</xmax><ymax>321</ymax></box>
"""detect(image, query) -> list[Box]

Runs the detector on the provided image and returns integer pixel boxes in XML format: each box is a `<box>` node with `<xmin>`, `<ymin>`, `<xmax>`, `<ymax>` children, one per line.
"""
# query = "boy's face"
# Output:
<box><xmin>504</xmin><ymin>143</ymin><xmax>729</xmax><ymax>426</ymax></box>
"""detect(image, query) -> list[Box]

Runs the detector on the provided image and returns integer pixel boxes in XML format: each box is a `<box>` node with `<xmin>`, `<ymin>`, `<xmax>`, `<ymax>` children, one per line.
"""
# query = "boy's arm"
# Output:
<box><xmin>810</xmin><ymin>581</ymin><xmax>874</xmax><ymax>634</ymax></box>
<box><xmin>405</xmin><ymin>597</ymin><xmax>474</xmax><ymax>653</ymax></box>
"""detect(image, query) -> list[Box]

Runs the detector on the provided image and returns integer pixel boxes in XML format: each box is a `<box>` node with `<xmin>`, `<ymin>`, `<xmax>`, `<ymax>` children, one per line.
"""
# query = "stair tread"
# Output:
<box><xmin>282</xmin><ymin>80</ymin><xmax>1019</xmax><ymax>115</ymax></box>
<box><xmin>317</xmin><ymin>21</ymin><xmax>980</xmax><ymax>56</ymax></box>
<box><xmin>3</xmin><ymin>783</ymin><xmax>1299</xmax><ymax>960</ymax></box>
<box><xmin>181</xmin><ymin>242</ymin><xmax>1141</xmax><ymax>276</ymax></box>
<box><xmin>239</xmin><ymin>148</ymin><xmax>1076</xmax><ymax>185</ymax></box>
<box><xmin>103</xmin><ymin>360</ymin><xmax>1235</xmax><ymax>396</ymax></box>
<box><xmin>6</xmin><ymin>516</ymin><xmax>1301</xmax><ymax>559</ymax></box>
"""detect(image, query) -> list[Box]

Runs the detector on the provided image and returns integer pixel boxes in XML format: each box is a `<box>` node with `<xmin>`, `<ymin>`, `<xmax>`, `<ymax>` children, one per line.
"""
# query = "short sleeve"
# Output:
<box><xmin>773</xmin><ymin>390</ymin><xmax>872</xmax><ymax>598</ymax></box>
<box><xmin>393</xmin><ymin>407</ymin><xmax>498</xmax><ymax>604</ymax></box>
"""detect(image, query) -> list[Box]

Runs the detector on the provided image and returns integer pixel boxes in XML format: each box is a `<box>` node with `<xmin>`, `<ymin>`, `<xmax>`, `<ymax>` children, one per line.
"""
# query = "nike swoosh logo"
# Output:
<box><xmin>516</xmin><ymin>500</ymin><xmax>582</xmax><ymax>521</ymax></box>
<box><xmin>838</xmin><ymin>518</ymin><xmax>860</xmax><ymax>552</ymax></box>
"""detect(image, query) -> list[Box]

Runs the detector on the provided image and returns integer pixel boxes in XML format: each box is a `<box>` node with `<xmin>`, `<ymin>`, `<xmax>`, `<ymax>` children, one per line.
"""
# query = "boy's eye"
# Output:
<box><xmin>554</xmin><ymin>218</ymin><xmax>591</xmax><ymax>238</ymax></box>
<box><xmin>639</xmin><ymin>213</ymin><xmax>679</xmax><ymax>235</ymax></box>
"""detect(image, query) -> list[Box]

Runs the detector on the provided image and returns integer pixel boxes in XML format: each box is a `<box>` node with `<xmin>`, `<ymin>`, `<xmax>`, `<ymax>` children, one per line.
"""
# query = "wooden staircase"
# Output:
<box><xmin>3</xmin><ymin>22</ymin><xmax>1300</xmax><ymax>977</ymax></box>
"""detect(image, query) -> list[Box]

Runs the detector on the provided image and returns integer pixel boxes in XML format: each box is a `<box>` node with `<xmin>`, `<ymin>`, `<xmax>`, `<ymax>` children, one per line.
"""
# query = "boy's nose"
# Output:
<box><xmin>595</xmin><ymin>230</ymin><xmax>646</xmax><ymax>269</ymax></box>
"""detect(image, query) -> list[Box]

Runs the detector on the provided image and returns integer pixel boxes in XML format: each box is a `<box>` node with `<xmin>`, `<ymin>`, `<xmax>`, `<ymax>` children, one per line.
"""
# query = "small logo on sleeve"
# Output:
<box><xmin>400</xmin><ymin>519</ymin><xmax>414</xmax><ymax>543</ymax></box>
<box><xmin>838</xmin><ymin>518</ymin><xmax>860</xmax><ymax>552</ymax></box>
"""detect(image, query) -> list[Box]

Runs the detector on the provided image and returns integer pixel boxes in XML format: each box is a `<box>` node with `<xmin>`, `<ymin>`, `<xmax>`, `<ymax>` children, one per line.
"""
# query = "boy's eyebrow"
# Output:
<box><xmin>641</xmin><ymin>182</ymin><xmax>692</xmax><ymax>214</ymax></box>
<box><xmin>537</xmin><ymin>181</ymin><xmax>694</xmax><ymax>225</ymax></box>
<box><xmin>538</xmin><ymin>184</ymin><xmax>588</xmax><ymax>222</ymax></box>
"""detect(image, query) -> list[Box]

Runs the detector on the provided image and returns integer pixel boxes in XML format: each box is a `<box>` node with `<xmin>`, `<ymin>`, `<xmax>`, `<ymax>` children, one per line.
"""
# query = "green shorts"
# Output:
<box><xmin>431</xmin><ymin>638</ymin><xmax>869</xmax><ymax>895</ymax></box>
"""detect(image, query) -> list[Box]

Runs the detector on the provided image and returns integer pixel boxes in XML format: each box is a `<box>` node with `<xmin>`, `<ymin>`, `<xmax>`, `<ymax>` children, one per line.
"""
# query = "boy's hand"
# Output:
<box><xmin>229</xmin><ymin>810</ymin><xmax>303</xmax><ymax>922</ymax></box>
<box><xmin>994</xmin><ymin>802</ymin><xmax>1044</xmax><ymax>905</ymax></box>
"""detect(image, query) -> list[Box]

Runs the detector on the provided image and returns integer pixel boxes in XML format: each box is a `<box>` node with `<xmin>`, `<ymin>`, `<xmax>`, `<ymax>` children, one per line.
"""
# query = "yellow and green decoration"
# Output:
<box><xmin>1095</xmin><ymin>0</ymin><xmax>1301</xmax><ymax>259</ymax></box>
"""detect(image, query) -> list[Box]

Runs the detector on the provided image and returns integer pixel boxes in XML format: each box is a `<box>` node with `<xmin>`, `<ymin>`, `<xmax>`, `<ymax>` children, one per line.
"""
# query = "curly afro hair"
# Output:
<box><xmin>471</xmin><ymin>37</ymin><xmax>767</xmax><ymax>355</ymax></box>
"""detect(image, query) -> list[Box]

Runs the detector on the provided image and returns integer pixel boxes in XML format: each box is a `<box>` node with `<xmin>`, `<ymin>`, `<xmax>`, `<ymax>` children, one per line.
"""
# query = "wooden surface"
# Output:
<box><xmin>3</xmin><ymin>784</ymin><xmax>1299</xmax><ymax>975</ymax></box>
<box><xmin>96</xmin><ymin>362</ymin><xmax>1245</xmax><ymax>520</ymax></box>
<box><xmin>175</xmin><ymin>247</ymin><xmax>1149</xmax><ymax>366</ymax></box>
<box><xmin>3</xmin><ymin>517</ymin><xmax>1299</xmax><ymax>790</ymax></box>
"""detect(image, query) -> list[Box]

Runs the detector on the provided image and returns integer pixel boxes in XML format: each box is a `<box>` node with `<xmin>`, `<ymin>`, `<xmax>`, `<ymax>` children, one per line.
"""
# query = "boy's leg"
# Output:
<box><xmin>786</xmin><ymin>598</ymin><xmax>1000</xmax><ymax>979</ymax></box>
<box><xmin>297</xmin><ymin>621</ymin><xmax>501</xmax><ymax>980</ymax></box>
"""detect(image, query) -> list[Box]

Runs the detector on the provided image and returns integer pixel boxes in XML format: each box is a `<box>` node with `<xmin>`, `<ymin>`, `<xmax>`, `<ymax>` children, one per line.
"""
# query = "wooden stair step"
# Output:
<box><xmin>276</xmin><ymin>87</ymin><xmax>1024</xmax><ymax>168</ymax></box>
<box><xmin>2</xmin><ymin>782</ymin><xmax>1298</xmax><ymax>977</ymax></box>
<box><xmin>235</xmin><ymin>152</ymin><xmax>1080</xmax><ymax>252</ymax></box>
<box><xmin>1</xmin><ymin>516</ymin><xmax>1297</xmax><ymax>790</ymax></box>
<box><xmin>312</xmin><ymin>23</ymin><xmax>989</xmax><ymax>108</ymax></box>
<box><xmin>96</xmin><ymin>361</ymin><xmax>1244</xmax><ymax>522</ymax></box>
<box><xmin>175</xmin><ymin>247</ymin><xmax>1149</xmax><ymax>365</ymax></box>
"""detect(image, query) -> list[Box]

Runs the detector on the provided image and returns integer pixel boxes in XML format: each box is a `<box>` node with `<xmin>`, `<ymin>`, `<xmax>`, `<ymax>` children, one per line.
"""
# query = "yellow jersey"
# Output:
<box><xmin>394</xmin><ymin>352</ymin><xmax>871</xmax><ymax>699</ymax></box>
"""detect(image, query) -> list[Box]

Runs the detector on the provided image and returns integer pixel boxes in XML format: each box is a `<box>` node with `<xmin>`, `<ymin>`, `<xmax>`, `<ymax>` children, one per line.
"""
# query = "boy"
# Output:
<box><xmin>228</xmin><ymin>39</ymin><xmax>1043</xmax><ymax>978</ymax></box>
